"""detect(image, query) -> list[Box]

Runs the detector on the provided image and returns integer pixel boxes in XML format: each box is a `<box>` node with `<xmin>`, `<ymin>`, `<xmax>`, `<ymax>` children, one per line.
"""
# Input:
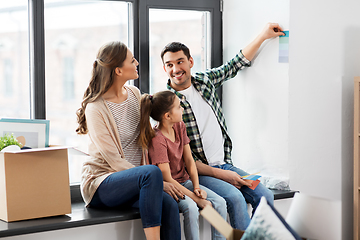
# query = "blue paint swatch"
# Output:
<box><xmin>281</xmin><ymin>30</ymin><xmax>289</xmax><ymax>37</ymax></box>
<box><xmin>279</xmin><ymin>30</ymin><xmax>289</xmax><ymax>63</ymax></box>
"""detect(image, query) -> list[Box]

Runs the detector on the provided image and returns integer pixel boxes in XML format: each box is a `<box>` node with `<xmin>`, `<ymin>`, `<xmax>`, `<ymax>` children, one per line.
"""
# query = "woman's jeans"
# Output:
<box><xmin>198</xmin><ymin>164</ymin><xmax>274</xmax><ymax>231</ymax></box>
<box><xmin>89</xmin><ymin>165</ymin><xmax>181</xmax><ymax>240</ymax></box>
<box><xmin>178</xmin><ymin>180</ymin><xmax>227</xmax><ymax>240</ymax></box>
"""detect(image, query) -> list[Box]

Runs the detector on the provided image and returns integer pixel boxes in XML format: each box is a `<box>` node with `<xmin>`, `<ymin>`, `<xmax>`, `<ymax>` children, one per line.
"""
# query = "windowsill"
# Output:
<box><xmin>0</xmin><ymin>189</ymin><xmax>297</xmax><ymax>238</ymax></box>
<box><xmin>272</xmin><ymin>189</ymin><xmax>298</xmax><ymax>200</ymax></box>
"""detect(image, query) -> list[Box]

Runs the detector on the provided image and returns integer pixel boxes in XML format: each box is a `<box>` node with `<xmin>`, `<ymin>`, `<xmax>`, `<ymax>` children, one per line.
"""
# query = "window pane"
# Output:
<box><xmin>0</xmin><ymin>1</ymin><xmax>30</xmax><ymax>118</ymax></box>
<box><xmin>44</xmin><ymin>0</ymin><xmax>131</xmax><ymax>184</ymax></box>
<box><xmin>149</xmin><ymin>9</ymin><xmax>211</xmax><ymax>93</ymax></box>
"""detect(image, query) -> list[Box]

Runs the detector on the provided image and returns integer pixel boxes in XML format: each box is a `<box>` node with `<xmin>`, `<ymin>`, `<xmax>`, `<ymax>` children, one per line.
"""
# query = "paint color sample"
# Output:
<box><xmin>279</xmin><ymin>30</ymin><xmax>289</xmax><ymax>63</ymax></box>
<box><xmin>244</xmin><ymin>175</ymin><xmax>261</xmax><ymax>181</ymax></box>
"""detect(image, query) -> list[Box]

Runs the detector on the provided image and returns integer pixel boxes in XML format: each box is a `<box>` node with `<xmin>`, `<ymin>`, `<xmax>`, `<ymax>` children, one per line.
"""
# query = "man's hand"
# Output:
<box><xmin>195</xmin><ymin>161</ymin><xmax>252</xmax><ymax>189</ymax></box>
<box><xmin>242</xmin><ymin>22</ymin><xmax>285</xmax><ymax>61</ymax></box>
<box><xmin>217</xmin><ymin>170</ymin><xmax>252</xmax><ymax>189</ymax></box>
<box><xmin>163</xmin><ymin>181</ymin><xmax>185</xmax><ymax>202</ymax></box>
<box><xmin>258</xmin><ymin>22</ymin><xmax>285</xmax><ymax>41</ymax></box>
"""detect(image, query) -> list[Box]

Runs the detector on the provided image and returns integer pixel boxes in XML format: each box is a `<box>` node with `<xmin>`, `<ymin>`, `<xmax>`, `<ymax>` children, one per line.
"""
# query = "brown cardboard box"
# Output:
<box><xmin>200</xmin><ymin>205</ymin><xmax>245</xmax><ymax>240</ymax></box>
<box><xmin>0</xmin><ymin>146</ymin><xmax>72</xmax><ymax>222</ymax></box>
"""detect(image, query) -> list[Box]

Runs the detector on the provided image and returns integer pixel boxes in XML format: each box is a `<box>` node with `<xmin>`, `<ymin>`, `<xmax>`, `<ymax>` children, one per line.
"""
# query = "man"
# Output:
<box><xmin>161</xmin><ymin>23</ymin><xmax>285</xmax><ymax>230</ymax></box>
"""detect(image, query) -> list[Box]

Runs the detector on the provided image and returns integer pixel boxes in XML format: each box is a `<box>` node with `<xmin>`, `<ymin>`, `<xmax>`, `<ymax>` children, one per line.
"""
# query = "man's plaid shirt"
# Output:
<box><xmin>167</xmin><ymin>50</ymin><xmax>251</xmax><ymax>165</ymax></box>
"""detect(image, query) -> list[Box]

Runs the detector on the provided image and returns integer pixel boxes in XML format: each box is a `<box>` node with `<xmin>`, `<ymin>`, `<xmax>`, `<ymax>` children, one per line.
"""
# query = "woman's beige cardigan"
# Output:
<box><xmin>81</xmin><ymin>85</ymin><xmax>146</xmax><ymax>206</ymax></box>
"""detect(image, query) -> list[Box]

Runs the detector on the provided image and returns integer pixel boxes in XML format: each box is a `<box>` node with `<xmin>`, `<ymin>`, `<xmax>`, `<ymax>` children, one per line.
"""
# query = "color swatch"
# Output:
<box><xmin>279</xmin><ymin>30</ymin><xmax>289</xmax><ymax>63</ymax></box>
<box><xmin>243</xmin><ymin>175</ymin><xmax>261</xmax><ymax>181</ymax></box>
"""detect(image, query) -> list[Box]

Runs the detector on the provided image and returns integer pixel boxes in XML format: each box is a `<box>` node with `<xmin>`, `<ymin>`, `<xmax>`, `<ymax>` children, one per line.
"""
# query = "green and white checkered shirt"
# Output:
<box><xmin>167</xmin><ymin>50</ymin><xmax>251</xmax><ymax>165</ymax></box>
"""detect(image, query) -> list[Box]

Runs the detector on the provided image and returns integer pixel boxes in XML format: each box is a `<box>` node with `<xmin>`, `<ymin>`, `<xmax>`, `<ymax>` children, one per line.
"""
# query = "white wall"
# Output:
<box><xmin>223</xmin><ymin>0</ymin><xmax>360</xmax><ymax>239</ymax></box>
<box><xmin>222</xmin><ymin>0</ymin><xmax>290</xmax><ymax>185</ymax></box>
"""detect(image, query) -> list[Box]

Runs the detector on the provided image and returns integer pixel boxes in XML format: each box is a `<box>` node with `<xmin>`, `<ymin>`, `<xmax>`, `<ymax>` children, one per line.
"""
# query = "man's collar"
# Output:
<box><xmin>166</xmin><ymin>77</ymin><xmax>196</xmax><ymax>98</ymax></box>
<box><xmin>167</xmin><ymin>79</ymin><xmax>186</xmax><ymax>100</ymax></box>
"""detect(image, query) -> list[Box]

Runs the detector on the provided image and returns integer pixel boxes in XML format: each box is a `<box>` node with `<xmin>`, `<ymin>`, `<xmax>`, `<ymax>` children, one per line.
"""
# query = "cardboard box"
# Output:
<box><xmin>200</xmin><ymin>205</ymin><xmax>245</xmax><ymax>240</ymax></box>
<box><xmin>0</xmin><ymin>146</ymin><xmax>73</xmax><ymax>222</ymax></box>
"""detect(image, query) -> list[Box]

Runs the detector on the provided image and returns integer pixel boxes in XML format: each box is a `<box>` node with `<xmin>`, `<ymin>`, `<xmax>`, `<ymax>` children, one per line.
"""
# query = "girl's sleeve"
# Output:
<box><xmin>148</xmin><ymin>135</ymin><xmax>170</xmax><ymax>165</ymax></box>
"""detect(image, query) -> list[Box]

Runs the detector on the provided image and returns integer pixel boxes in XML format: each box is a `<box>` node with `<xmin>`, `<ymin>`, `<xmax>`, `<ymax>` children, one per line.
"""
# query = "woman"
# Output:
<box><xmin>76</xmin><ymin>41</ymin><xmax>181</xmax><ymax>240</ymax></box>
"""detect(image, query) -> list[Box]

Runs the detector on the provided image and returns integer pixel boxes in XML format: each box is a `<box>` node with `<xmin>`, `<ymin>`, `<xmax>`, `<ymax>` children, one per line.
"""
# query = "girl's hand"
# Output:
<box><xmin>196</xmin><ymin>199</ymin><xmax>212</xmax><ymax>210</ymax></box>
<box><xmin>194</xmin><ymin>188</ymin><xmax>207</xmax><ymax>199</ymax></box>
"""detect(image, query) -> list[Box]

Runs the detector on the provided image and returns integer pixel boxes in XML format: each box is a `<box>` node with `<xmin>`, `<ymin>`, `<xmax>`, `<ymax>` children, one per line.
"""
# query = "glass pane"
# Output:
<box><xmin>0</xmin><ymin>1</ymin><xmax>30</xmax><ymax>118</ymax></box>
<box><xmin>44</xmin><ymin>0</ymin><xmax>131</xmax><ymax>184</ymax></box>
<box><xmin>149</xmin><ymin>9</ymin><xmax>211</xmax><ymax>94</ymax></box>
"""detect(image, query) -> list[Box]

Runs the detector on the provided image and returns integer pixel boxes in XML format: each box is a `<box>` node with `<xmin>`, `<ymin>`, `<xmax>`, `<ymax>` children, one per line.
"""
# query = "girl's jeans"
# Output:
<box><xmin>178</xmin><ymin>180</ymin><xmax>227</xmax><ymax>240</ymax></box>
<box><xmin>198</xmin><ymin>163</ymin><xmax>274</xmax><ymax>231</ymax></box>
<box><xmin>89</xmin><ymin>165</ymin><xmax>181</xmax><ymax>240</ymax></box>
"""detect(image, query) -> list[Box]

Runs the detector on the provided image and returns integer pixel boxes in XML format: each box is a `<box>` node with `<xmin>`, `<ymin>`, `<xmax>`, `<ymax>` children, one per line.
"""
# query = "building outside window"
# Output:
<box><xmin>44</xmin><ymin>0</ymin><xmax>131</xmax><ymax>183</ymax></box>
<box><xmin>4</xmin><ymin>59</ymin><xmax>13</xmax><ymax>97</ymax></box>
<box><xmin>63</xmin><ymin>56</ymin><xmax>75</xmax><ymax>100</ymax></box>
<box><xmin>0</xmin><ymin>1</ymin><xmax>30</xmax><ymax>119</ymax></box>
<box><xmin>149</xmin><ymin>8</ymin><xmax>211</xmax><ymax>93</ymax></box>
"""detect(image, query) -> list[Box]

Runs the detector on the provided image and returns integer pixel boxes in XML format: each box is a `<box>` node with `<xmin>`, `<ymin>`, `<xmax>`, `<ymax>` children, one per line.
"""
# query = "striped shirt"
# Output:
<box><xmin>167</xmin><ymin>50</ymin><xmax>251</xmax><ymax>165</ymax></box>
<box><xmin>106</xmin><ymin>87</ymin><xmax>142</xmax><ymax>166</ymax></box>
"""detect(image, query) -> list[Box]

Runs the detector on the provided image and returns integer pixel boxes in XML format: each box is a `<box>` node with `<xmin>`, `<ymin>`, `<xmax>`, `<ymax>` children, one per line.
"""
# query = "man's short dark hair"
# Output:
<box><xmin>160</xmin><ymin>42</ymin><xmax>191</xmax><ymax>63</ymax></box>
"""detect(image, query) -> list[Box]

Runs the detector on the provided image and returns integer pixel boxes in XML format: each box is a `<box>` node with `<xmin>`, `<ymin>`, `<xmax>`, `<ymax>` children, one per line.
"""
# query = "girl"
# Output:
<box><xmin>76</xmin><ymin>41</ymin><xmax>181</xmax><ymax>240</ymax></box>
<box><xmin>139</xmin><ymin>90</ymin><xmax>227</xmax><ymax>240</ymax></box>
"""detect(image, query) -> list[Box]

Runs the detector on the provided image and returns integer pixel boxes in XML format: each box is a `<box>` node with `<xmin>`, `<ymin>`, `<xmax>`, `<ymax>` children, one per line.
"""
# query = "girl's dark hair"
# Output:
<box><xmin>76</xmin><ymin>41</ymin><xmax>128</xmax><ymax>134</ymax></box>
<box><xmin>139</xmin><ymin>91</ymin><xmax>177</xmax><ymax>149</ymax></box>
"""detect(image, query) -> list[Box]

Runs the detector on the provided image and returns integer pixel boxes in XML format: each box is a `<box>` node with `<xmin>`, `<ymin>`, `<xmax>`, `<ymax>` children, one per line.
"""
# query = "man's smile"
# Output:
<box><xmin>172</xmin><ymin>71</ymin><xmax>185</xmax><ymax>80</ymax></box>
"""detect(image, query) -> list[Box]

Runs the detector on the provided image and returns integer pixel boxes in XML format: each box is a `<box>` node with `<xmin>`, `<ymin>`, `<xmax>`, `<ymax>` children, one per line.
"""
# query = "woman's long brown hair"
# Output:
<box><xmin>76</xmin><ymin>41</ymin><xmax>128</xmax><ymax>134</ymax></box>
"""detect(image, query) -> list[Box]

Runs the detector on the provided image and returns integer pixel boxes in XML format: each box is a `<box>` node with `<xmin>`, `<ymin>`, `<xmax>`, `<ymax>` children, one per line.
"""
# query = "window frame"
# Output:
<box><xmin>29</xmin><ymin>0</ymin><xmax>139</xmax><ymax>119</ymax></box>
<box><xmin>29</xmin><ymin>0</ymin><xmax>222</xmax><ymax>116</ymax></box>
<box><xmin>137</xmin><ymin>0</ymin><xmax>223</xmax><ymax>95</ymax></box>
<box><xmin>25</xmin><ymin>0</ymin><xmax>222</xmax><ymax>201</ymax></box>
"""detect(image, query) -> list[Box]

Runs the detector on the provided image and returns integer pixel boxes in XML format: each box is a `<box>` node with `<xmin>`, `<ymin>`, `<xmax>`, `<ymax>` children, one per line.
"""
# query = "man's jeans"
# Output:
<box><xmin>198</xmin><ymin>163</ymin><xmax>274</xmax><ymax>230</ymax></box>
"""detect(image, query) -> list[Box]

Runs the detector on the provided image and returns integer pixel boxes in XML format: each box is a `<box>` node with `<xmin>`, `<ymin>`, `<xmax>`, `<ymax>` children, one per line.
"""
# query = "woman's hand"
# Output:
<box><xmin>194</xmin><ymin>188</ymin><xmax>207</xmax><ymax>199</ymax></box>
<box><xmin>163</xmin><ymin>181</ymin><xmax>185</xmax><ymax>202</ymax></box>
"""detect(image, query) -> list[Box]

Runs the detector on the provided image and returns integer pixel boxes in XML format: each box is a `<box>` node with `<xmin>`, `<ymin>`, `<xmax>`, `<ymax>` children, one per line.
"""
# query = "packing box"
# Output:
<box><xmin>0</xmin><ymin>146</ymin><xmax>72</xmax><ymax>222</ymax></box>
<box><xmin>200</xmin><ymin>205</ymin><xmax>245</xmax><ymax>240</ymax></box>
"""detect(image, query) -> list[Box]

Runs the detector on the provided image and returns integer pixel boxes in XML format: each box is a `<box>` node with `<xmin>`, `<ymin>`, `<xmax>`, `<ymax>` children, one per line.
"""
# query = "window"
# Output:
<box><xmin>149</xmin><ymin>9</ymin><xmax>211</xmax><ymax>93</ymax></box>
<box><xmin>0</xmin><ymin>1</ymin><xmax>30</xmax><ymax>118</ymax></box>
<box><xmin>63</xmin><ymin>56</ymin><xmax>75</xmax><ymax>100</ymax></box>
<box><xmin>1</xmin><ymin>0</ymin><xmax>221</xmax><ymax>187</ymax></box>
<box><xmin>44</xmin><ymin>0</ymin><xmax>132</xmax><ymax>183</ymax></box>
<box><xmin>4</xmin><ymin>59</ymin><xmax>13</xmax><ymax>96</ymax></box>
<box><xmin>138</xmin><ymin>0</ymin><xmax>222</xmax><ymax>95</ymax></box>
